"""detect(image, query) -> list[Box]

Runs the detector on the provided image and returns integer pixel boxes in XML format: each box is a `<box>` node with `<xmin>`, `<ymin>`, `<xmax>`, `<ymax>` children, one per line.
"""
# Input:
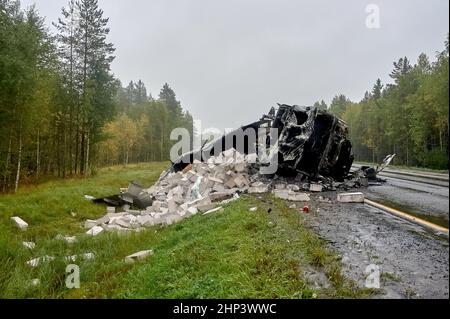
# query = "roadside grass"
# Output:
<box><xmin>1</xmin><ymin>163</ymin><xmax>371</xmax><ymax>299</ymax></box>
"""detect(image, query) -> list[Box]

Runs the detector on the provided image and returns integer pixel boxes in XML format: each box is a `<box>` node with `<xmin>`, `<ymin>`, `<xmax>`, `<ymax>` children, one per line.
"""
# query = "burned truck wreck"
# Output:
<box><xmin>90</xmin><ymin>104</ymin><xmax>396</xmax><ymax>215</ymax></box>
<box><xmin>172</xmin><ymin>104</ymin><xmax>354</xmax><ymax>182</ymax></box>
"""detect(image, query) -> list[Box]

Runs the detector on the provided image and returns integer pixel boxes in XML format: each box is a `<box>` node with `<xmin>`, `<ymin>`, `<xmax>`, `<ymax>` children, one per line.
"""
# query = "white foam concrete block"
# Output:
<box><xmin>125</xmin><ymin>250</ymin><xmax>154</xmax><ymax>264</ymax></box>
<box><xmin>337</xmin><ymin>192</ymin><xmax>365</xmax><ymax>203</ymax></box>
<box><xmin>86</xmin><ymin>226</ymin><xmax>104</xmax><ymax>236</ymax></box>
<box><xmin>11</xmin><ymin>216</ymin><xmax>28</xmax><ymax>231</ymax></box>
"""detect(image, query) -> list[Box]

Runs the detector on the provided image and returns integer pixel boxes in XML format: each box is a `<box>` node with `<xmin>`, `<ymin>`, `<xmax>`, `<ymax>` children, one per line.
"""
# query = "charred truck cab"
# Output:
<box><xmin>171</xmin><ymin>104</ymin><xmax>354</xmax><ymax>182</ymax></box>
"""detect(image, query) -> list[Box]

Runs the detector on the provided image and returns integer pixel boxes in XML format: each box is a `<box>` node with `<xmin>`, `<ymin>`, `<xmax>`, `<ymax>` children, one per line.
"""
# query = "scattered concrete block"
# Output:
<box><xmin>309</xmin><ymin>184</ymin><xmax>323</xmax><ymax>192</ymax></box>
<box><xmin>213</xmin><ymin>183</ymin><xmax>226</xmax><ymax>193</ymax></box>
<box><xmin>248</xmin><ymin>184</ymin><xmax>269</xmax><ymax>194</ymax></box>
<box><xmin>225</xmin><ymin>178</ymin><xmax>236</xmax><ymax>189</ymax></box>
<box><xmin>288</xmin><ymin>193</ymin><xmax>310</xmax><ymax>202</ymax></box>
<box><xmin>30</xmin><ymin>279</ymin><xmax>40</xmax><ymax>287</ymax></box>
<box><xmin>138</xmin><ymin>215</ymin><xmax>154</xmax><ymax>227</ymax></box>
<box><xmin>288</xmin><ymin>184</ymin><xmax>300</xmax><ymax>192</ymax></box>
<box><xmin>11</xmin><ymin>216</ymin><xmax>28</xmax><ymax>231</ymax></box>
<box><xmin>187</xmin><ymin>207</ymin><xmax>198</xmax><ymax>215</ymax></box>
<box><xmin>55</xmin><ymin>235</ymin><xmax>77</xmax><ymax>244</ymax></box>
<box><xmin>23</xmin><ymin>242</ymin><xmax>36</xmax><ymax>250</ymax></box>
<box><xmin>197</xmin><ymin>203</ymin><xmax>216</xmax><ymax>213</ymax></box>
<box><xmin>246</xmin><ymin>153</ymin><xmax>258</xmax><ymax>163</ymax></box>
<box><xmin>233</xmin><ymin>175</ymin><xmax>246</xmax><ymax>188</ymax></box>
<box><xmin>274</xmin><ymin>190</ymin><xmax>310</xmax><ymax>202</ymax></box>
<box><xmin>65</xmin><ymin>253</ymin><xmax>94</xmax><ymax>262</ymax></box>
<box><xmin>249</xmin><ymin>207</ymin><xmax>258</xmax><ymax>212</ymax></box>
<box><xmin>273</xmin><ymin>189</ymin><xmax>290</xmax><ymax>200</ymax></box>
<box><xmin>337</xmin><ymin>192</ymin><xmax>365</xmax><ymax>203</ymax></box>
<box><xmin>96</xmin><ymin>215</ymin><xmax>111</xmax><ymax>225</ymax></box>
<box><xmin>26</xmin><ymin>256</ymin><xmax>54</xmax><ymax>268</ymax></box>
<box><xmin>107</xmin><ymin>207</ymin><xmax>116</xmax><ymax>214</ymax></box>
<box><xmin>86</xmin><ymin>226</ymin><xmax>104</xmax><ymax>236</ymax></box>
<box><xmin>168</xmin><ymin>198</ymin><xmax>178</xmax><ymax>214</ymax></box>
<box><xmin>235</xmin><ymin>163</ymin><xmax>246</xmax><ymax>173</ymax></box>
<box><xmin>125</xmin><ymin>250</ymin><xmax>154</xmax><ymax>264</ymax></box>
<box><xmin>209</xmin><ymin>191</ymin><xmax>235</xmax><ymax>202</ymax></box>
<box><xmin>84</xmin><ymin>219</ymin><xmax>98</xmax><ymax>229</ymax></box>
<box><xmin>203</xmin><ymin>207</ymin><xmax>224</xmax><ymax>215</ymax></box>
<box><xmin>275</xmin><ymin>183</ymin><xmax>286</xmax><ymax>190</ymax></box>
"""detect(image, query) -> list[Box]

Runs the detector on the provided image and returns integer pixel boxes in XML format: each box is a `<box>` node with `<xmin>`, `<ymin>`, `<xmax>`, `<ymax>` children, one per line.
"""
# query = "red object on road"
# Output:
<box><xmin>303</xmin><ymin>206</ymin><xmax>310</xmax><ymax>213</ymax></box>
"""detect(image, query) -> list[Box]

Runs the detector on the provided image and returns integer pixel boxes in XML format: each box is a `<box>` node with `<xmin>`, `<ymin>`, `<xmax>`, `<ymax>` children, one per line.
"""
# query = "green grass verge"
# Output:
<box><xmin>0</xmin><ymin>163</ymin><xmax>372</xmax><ymax>299</ymax></box>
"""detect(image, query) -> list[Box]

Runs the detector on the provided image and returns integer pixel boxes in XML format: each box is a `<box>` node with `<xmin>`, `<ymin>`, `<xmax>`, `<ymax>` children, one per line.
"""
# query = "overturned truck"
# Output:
<box><xmin>172</xmin><ymin>104</ymin><xmax>354</xmax><ymax>182</ymax></box>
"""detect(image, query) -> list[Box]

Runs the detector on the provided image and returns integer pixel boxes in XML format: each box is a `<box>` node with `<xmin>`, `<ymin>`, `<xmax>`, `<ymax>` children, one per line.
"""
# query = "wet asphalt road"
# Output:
<box><xmin>305</xmin><ymin>194</ymin><xmax>449</xmax><ymax>299</ymax></box>
<box><xmin>364</xmin><ymin>176</ymin><xmax>449</xmax><ymax>227</ymax></box>
<box><xmin>302</xmin><ymin>174</ymin><xmax>449</xmax><ymax>299</ymax></box>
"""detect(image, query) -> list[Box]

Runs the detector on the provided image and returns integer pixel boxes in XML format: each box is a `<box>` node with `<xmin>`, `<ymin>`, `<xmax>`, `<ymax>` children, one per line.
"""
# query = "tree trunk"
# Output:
<box><xmin>15</xmin><ymin>120</ymin><xmax>23</xmax><ymax>193</ymax></box>
<box><xmin>85</xmin><ymin>130</ymin><xmax>90</xmax><ymax>176</ymax></box>
<box><xmin>3</xmin><ymin>129</ymin><xmax>13</xmax><ymax>191</ymax></box>
<box><xmin>36</xmin><ymin>129</ymin><xmax>40</xmax><ymax>179</ymax></box>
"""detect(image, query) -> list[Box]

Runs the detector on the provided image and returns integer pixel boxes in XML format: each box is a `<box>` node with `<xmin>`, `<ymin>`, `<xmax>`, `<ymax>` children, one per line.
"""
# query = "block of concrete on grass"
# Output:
<box><xmin>309</xmin><ymin>184</ymin><xmax>323</xmax><ymax>192</ymax></box>
<box><xmin>23</xmin><ymin>241</ymin><xmax>36</xmax><ymax>250</ymax></box>
<box><xmin>65</xmin><ymin>252</ymin><xmax>95</xmax><ymax>263</ymax></box>
<box><xmin>11</xmin><ymin>216</ymin><xmax>28</xmax><ymax>231</ymax></box>
<box><xmin>26</xmin><ymin>256</ymin><xmax>54</xmax><ymax>268</ymax></box>
<box><xmin>203</xmin><ymin>206</ymin><xmax>224</xmax><ymax>215</ymax></box>
<box><xmin>114</xmin><ymin>218</ymin><xmax>131</xmax><ymax>229</ymax></box>
<box><xmin>55</xmin><ymin>235</ymin><xmax>77</xmax><ymax>244</ymax></box>
<box><xmin>96</xmin><ymin>215</ymin><xmax>111</xmax><ymax>225</ymax></box>
<box><xmin>337</xmin><ymin>192</ymin><xmax>365</xmax><ymax>203</ymax></box>
<box><xmin>125</xmin><ymin>250</ymin><xmax>154</xmax><ymax>264</ymax></box>
<box><xmin>84</xmin><ymin>219</ymin><xmax>98</xmax><ymax>229</ymax></box>
<box><xmin>197</xmin><ymin>203</ymin><xmax>216</xmax><ymax>213</ymax></box>
<box><xmin>165</xmin><ymin>214</ymin><xmax>184</xmax><ymax>225</ymax></box>
<box><xmin>86</xmin><ymin>226</ymin><xmax>104</xmax><ymax>236</ymax></box>
<box><xmin>104</xmin><ymin>224</ymin><xmax>131</xmax><ymax>234</ymax></box>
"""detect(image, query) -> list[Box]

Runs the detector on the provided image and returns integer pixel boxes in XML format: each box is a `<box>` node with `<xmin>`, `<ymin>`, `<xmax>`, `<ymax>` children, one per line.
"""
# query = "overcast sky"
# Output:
<box><xmin>20</xmin><ymin>0</ymin><xmax>449</xmax><ymax>129</ymax></box>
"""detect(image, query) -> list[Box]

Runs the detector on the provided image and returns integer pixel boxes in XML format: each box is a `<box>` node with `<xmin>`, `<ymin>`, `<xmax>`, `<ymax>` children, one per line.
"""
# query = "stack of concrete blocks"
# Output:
<box><xmin>85</xmin><ymin>149</ymin><xmax>257</xmax><ymax>234</ymax></box>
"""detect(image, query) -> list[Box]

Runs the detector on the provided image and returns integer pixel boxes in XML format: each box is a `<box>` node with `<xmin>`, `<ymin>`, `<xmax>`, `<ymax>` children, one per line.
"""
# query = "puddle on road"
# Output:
<box><xmin>369</xmin><ymin>197</ymin><xmax>449</xmax><ymax>229</ymax></box>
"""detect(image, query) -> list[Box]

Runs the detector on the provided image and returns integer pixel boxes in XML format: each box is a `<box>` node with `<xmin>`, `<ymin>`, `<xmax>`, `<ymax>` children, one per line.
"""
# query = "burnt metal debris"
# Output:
<box><xmin>172</xmin><ymin>104</ymin><xmax>354</xmax><ymax>181</ymax></box>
